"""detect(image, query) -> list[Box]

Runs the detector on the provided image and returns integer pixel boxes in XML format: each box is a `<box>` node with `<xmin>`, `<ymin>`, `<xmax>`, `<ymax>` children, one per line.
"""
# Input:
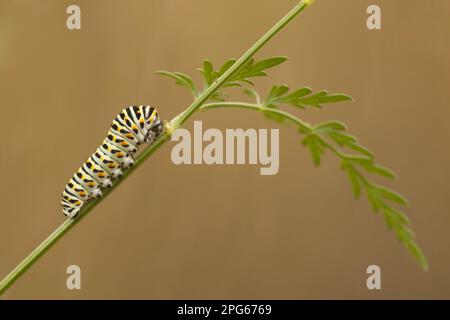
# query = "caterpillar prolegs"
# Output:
<box><xmin>61</xmin><ymin>105</ymin><xmax>163</xmax><ymax>218</ymax></box>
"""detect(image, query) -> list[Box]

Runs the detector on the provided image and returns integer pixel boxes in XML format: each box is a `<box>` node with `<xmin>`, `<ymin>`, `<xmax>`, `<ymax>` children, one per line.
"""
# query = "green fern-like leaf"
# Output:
<box><xmin>263</xmin><ymin>85</ymin><xmax>353</xmax><ymax>110</ymax></box>
<box><xmin>154</xmin><ymin>71</ymin><xmax>197</xmax><ymax>97</ymax></box>
<box><xmin>158</xmin><ymin>56</ymin><xmax>428</xmax><ymax>270</ymax></box>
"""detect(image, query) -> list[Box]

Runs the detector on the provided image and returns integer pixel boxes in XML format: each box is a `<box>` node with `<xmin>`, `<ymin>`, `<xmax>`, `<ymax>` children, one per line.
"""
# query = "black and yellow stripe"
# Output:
<box><xmin>61</xmin><ymin>105</ymin><xmax>163</xmax><ymax>218</ymax></box>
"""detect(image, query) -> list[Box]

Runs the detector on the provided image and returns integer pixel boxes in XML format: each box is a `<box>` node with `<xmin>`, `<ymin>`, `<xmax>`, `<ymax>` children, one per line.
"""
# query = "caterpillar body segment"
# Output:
<box><xmin>61</xmin><ymin>105</ymin><xmax>163</xmax><ymax>218</ymax></box>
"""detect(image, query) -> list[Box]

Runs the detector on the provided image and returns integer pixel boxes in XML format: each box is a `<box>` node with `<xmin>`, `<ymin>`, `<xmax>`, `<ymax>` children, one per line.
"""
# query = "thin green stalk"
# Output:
<box><xmin>201</xmin><ymin>102</ymin><xmax>312</xmax><ymax>131</ymax></box>
<box><xmin>201</xmin><ymin>101</ymin><xmax>379</xmax><ymax>190</ymax></box>
<box><xmin>172</xmin><ymin>0</ymin><xmax>313</xmax><ymax>128</ymax></box>
<box><xmin>202</xmin><ymin>101</ymin><xmax>362</xmax><ymax>161</ymax></box>
<box><xmin>0</xmin><ymin>0</ymin><xmax>315</xmax><ymax>296</ymax></box>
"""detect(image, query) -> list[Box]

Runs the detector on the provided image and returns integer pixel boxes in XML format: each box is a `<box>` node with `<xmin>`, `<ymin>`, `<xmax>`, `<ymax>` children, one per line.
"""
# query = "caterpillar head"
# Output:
<box><xmin>150</xmin><ymin>118</ymin><xmax>164</xmax><ymax>137</ymax></box>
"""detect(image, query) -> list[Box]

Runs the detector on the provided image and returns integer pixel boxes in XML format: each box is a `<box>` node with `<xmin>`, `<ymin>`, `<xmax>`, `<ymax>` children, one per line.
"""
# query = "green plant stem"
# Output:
<box><xmin>202</xmin><ymin>102</ymin><xmax>312</xmax><ymax>131</ymax></box>
<box><xmin>201</xmin><ymin>102</ymin><xmax>376</xmax><ymax>189</ymax></box>
<box><xmin>0</xmin><ymin>0</ymin><xmax>315</xmax><ymax>296</ymax></box>
<box><xmin>0</xmin><ymin>133</ymin><xmax>168</xmax><ymax>296</ymax></box>
<box><xmin>172</xmin><ymin>0</ymin><xmax>313</xmax><ymax>128</ymax></box>
<box><xmin>202</xmin><ymin>101</ymin><xmax>355</xmax><ymax>161</ymax></box>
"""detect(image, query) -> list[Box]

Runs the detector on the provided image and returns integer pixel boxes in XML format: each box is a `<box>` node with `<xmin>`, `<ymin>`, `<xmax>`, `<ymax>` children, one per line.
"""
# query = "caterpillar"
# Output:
<box><xmin>61</xmin><ymin>105</ymin><xmax>163</xmax><ymax>219</ymax></box>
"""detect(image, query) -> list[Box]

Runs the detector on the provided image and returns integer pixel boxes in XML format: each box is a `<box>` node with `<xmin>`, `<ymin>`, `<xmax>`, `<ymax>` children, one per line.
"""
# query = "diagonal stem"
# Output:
<box><xmin>172</xmin><ymin>0</ymin><xmax>314</xmax><ymax>128</ymax></box>
<box><xmin>0</xmin><ymin>0</ymin><xmax>315</xmax><ymax>296</ymax></box>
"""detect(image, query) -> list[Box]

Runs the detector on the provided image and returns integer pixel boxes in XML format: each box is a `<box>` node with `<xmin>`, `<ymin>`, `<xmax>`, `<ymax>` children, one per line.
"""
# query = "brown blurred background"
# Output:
<box><xmin>0</xmin><ymin>0</ymin><xmax>449</xmax><ymax>299</ymax></box>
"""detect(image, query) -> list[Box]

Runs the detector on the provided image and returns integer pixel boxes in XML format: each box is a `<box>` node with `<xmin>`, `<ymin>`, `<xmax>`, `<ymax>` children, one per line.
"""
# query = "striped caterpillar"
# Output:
<box><xmin>61</xmin><ymin>105</ymin><xmax>163</xmax><ymax>218</ymax></box>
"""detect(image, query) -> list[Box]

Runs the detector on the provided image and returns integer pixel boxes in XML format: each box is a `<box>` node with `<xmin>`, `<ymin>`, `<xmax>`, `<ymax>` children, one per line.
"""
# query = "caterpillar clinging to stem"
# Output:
<box><xmin>61</xmin><ymin>105</ymin><xmax>163</xmax><ymax>218</ymax></box>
